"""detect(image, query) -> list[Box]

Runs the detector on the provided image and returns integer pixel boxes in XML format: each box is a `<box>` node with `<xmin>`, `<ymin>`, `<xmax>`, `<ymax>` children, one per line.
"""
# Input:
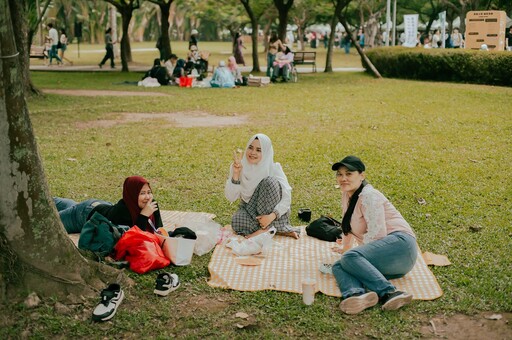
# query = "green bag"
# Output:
<box><xmin>78</xmin><ymin>212</ymin><xmax>128</xmax><ymax>256</ymax></box>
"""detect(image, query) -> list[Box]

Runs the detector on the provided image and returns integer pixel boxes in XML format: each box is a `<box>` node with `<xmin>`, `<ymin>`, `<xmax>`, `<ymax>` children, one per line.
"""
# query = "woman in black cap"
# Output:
<box><xmin>330</xmin><ymin>156</ymin><xmax>417</xmax><ymax>314</ymax></box>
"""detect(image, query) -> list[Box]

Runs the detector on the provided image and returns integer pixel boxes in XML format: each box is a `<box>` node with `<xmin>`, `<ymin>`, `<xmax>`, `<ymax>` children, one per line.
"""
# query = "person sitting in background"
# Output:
<box><xmin>185</xmin><ymin>44</ymin><xmax>208</xmax><ymax>79</ymax></box>
<box><xmin>172</xmin><ymin>58</ymin><xmax>186</xmax><ymax>83</ymax></box>
<box><xmin>164</xmin><ymin>54</ymin><xmax>178</xmax><ymax>79</ymax></box>
<box><xmin>210</xmin><ymin>60</ymin><xmax>235</xmax><ymax>88</ymax></box>
<box><xmin>143</xmin><ymin>58</ymin><xmax>170</xmax><ymax>85</ymax></box>
<box><xmin>271</xmin><ymin>45</ymin><xmax>294</xmax><ymax>83</ymax></box>
<box><xmin>54</xmin><ymin>176</ymin><xmax>163</xmax><ymax>234</ymax></box>
<box><xmin>228</xmin><ymin>56</ymin><xmax>246</xmax><ymax>86</ymax></box>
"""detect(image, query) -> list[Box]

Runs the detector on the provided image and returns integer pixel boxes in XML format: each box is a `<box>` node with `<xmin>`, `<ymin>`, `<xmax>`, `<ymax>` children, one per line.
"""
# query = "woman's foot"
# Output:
<box><xmin>339</xmin><ymin>291</ymin><xmax>378</xmax><ymax>314</ymax></box>
<box><xmin>380</xmin><ymin>291</ymin><xmax>413</xmax><ymax>311</ymax></box>
<box><xmin>277</xmin><ymin>231</ymin><xmax>299</xmax><ymax>239</ymax></box>
<box><xmin>246</xmin><ymin>229</ymin><xmax>267</xmax><ymax>239</ymax></box>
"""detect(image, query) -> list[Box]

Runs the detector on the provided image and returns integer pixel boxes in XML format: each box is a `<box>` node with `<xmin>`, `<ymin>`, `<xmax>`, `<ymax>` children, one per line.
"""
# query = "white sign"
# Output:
<box><xmin>403</xmin><ymin>14</ymin><xmax>419</xmax><ymax>48</ymax></box>
<box><xmin>439</xmin><ymin>11</ymin><xmax>446</xmax><ymax>48</ymax></box>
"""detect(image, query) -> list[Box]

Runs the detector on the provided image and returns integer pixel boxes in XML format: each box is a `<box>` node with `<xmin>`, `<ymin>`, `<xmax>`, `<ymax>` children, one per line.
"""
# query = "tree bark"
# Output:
<box><xmin>273</xmin><ymin>0</ymin><xmax>294</xmax><ymax>42</ymax></box>
<box><xmin>324</xmin><ymin>13</ymin><xmax>338</xmax><ymax>72</ymax></box>
<box><xmin>159</xmin><ymin>1</ymin><xmax>173</xmax><ymax>58</ymax></box>
<box><xmin>12</xmin><ymin>0</ymin><xmax>40</xmax><ymax>96</ymax></box>
<box><xmin>0</xmin><ymin>0</ymin><xmax>127</xmax><ymax>303</ymax></box>
<box><xmin>120</xmin><ymin>8</ymin><xmax>133</xmax><ymax>71</ymax></box>
<box><xmin>240</xmin><ymin>0</ymin><xmax>260</xmax><ymax>73</ymax></box>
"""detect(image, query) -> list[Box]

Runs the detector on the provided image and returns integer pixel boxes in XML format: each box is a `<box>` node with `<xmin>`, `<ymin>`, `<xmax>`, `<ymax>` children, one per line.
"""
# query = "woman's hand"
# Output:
<box><xmin>140</xmin><ymin>199</ymin><xmax>158</xmax><ymax>217</ymax></box>
<box><xmin>256</xmin><ymin>213</ymin><xmax>277</xmax><ymax>229</ymax></box>
<box><xmin>232</xmin><ymin>161</ymin><xmax>243</xmax><ymax>180</ymax></box>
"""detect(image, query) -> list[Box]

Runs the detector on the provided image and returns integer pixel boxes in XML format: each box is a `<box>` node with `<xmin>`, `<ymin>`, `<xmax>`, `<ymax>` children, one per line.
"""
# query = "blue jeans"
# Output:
<box><xmin>49</xmin><ymin>45</ymin><xmax>62</xmax><ymax>64</ymax></box>
<box><xmin>53</xmin><ymin>197</ymin><xmax>111</xmax><ymax>234</ymax></box>
<box><xmin>266</xmin><ymin>53</ymin><xmax>276</xmax><ymax>77</ymax></box>
<box><xmin>332</xmin><ymin>232</ymin><xmax>417</xmax><ymax>299</ymax></box>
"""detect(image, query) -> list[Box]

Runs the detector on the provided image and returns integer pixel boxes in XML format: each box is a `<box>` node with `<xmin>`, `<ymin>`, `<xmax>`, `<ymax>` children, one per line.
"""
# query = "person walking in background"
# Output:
<box><xmin>47</xmin><ymin>23</ymin><xmax>62</xmax><ymax>66</ymax></box>
<box><xmin>342</xmin><ymin>32</ymin><xmax>351</xmax><ymax>54</ymax></box>
<box><xmin>357</xmin><ymin>28</ymin><xmax>365</xmax><ymax>50</ymax></box>
<box><xmin>233</xmin><ymin>32</ymin><xmax>246</xmax><ymax>66</ymax></box>
<box><xmin>99</xmin><ymin>27</ymin><xmax>116</xmax><ymax>69</ymax></box>
<box><xmin>58</xmin><ymin>29</ymin><xmax>73</xmax><ymax>65</ymax></box>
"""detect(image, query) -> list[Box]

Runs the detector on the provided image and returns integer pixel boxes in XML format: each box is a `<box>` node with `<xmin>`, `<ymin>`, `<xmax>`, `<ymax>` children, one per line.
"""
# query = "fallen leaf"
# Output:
<box><xmin>236</xmin><ymin>324</ymin><xmax>245</xmax><ymax>329</ymax></box>
<box><xmin>417</xmin><ymin>198</ymin><xmax>427</xmax><ymax>205</ymax></box>
<box><xmin>66</xmin><ymin>158</ymin><xmax>77</xmax><ymax>162</ymax></box>
<box><xmin>235</xmin><ymin>312</ymin><xmax>249</xmax><ymax>319</ymax></box>
<box><xmin>469</xmin><ymin>225</ymin><xmax>483</xmax><ymax>233</ymax></box>
<box><xmin>485</xmin><ymin>314</ymin><xmax>502</xmax><ymax>320</ymax></box>
<box><xmin>425</xmin><ymin>213</ymin><xmax>431</xmax><ymax>219</ymax></box>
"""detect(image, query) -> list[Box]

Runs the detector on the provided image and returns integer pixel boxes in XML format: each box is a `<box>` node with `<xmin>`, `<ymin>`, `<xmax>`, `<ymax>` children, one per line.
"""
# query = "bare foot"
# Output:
<box><xmin>278</xmin><ymin>231</ymin><xmax>299</xmax><ymax>239</ymax></box>
<box><xmin>246</xmin><ymin>229</ymin><xmax>267</xmax><ymax>239</ymax></box>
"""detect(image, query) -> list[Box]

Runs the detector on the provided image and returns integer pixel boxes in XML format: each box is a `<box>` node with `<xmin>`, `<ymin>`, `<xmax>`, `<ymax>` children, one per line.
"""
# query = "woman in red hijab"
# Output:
<box><xmin>54</xmin><ymin>176</ymin><xmax>163</xmax><ymax>234</ymax></box>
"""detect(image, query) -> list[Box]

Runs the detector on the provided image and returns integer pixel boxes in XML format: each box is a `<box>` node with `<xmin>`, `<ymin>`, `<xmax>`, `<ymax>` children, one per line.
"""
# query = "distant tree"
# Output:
<box><xmin>240</xmin><ymin>0</ymin><xmax>272</xmax><ymax>72</ymax></box>
<box><xmin>104</xmin><ymin>0</ymin><xmax>141</xmax><ymax>71</ymax></box>
<box><xmin>273</xmin><ymin>0</ymin><xmax>294</xmax><ymax>41</ymax></box>
<box><xmin>148</xmin><ymin>0</ymin><xmax>175</xmax><ymax>60</ymax></box>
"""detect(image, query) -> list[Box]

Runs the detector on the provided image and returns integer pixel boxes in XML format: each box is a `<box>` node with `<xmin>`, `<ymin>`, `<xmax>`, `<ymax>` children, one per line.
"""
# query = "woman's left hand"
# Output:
<box><xmin>256</xmin><ymin>213</ymin><xmax>276</xmax><ymax>229</ymax></box>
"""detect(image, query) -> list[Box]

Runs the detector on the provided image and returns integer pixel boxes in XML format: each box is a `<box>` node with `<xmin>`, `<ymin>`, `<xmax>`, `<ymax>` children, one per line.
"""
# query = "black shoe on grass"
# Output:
<box><xmin>380</xmin><ymin>291</ymin><xmax>413</xmax><ymax>311</ymax></box>
<box><xmin>92</xmin><ymin>283</ymin><xmax>124</xmax><ymax>322</ymax></box>
<box><xmin>154</xmin><ymin>273</ymin><xmax>180</xmax><ymax>296</ymax></box>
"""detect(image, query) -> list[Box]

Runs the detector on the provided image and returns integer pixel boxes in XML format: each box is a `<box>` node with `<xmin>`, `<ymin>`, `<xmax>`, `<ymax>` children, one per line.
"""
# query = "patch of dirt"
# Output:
<box><xmin>75</xmin><ymin>111</ymin><xmax>247</xmax><ymax>129</ymax></box>
<box><xmin>419</xmin><ymin>312</ymin><xmax>511</xmax><ymax>339</ymax></box>
<box><xmin>44</xmin><ymin>89</ymin><xmax>169</xmax><ymax>97</ymax></box>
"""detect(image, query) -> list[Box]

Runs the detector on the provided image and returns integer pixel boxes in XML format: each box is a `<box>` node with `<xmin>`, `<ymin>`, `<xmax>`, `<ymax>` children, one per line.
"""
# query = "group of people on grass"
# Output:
<box><xmin>55</xmin><ymin>133</ymin><xmax>417</xmax><ymax>315</ymax></box>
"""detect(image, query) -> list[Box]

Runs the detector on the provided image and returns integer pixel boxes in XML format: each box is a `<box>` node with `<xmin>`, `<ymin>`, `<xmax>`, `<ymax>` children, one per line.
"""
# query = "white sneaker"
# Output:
<box><xmin>92</xmin><ymin>283</ymin><xmax>124</xmax><ymax>322</ymax></box>
<box><xmin>154</xmin><ymin>273</ymin><xmax>180</xmax><ymax>296</ymax></box>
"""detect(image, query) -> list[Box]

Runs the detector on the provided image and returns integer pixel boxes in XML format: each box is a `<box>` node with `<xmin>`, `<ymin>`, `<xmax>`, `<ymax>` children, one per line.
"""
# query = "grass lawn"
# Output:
<box><xmin>2</xmin><ymin>70</ymin><xmax>511</xmax><ymax>338</ymax></box>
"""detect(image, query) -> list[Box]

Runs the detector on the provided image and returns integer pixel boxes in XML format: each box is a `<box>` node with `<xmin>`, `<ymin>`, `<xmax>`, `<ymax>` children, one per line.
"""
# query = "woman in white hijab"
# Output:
<box><xmin>225</xmin><ymin>133</ymin><xmax>299</xmax><ymax>239</ymax></box>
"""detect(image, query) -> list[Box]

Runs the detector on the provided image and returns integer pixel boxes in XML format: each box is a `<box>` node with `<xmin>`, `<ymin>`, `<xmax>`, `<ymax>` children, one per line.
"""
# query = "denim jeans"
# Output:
<box><xmin>332</xmin><ymin>232</ymin><xmax>417</xmax><ymax>299</ymax></box>
<box><xmin>49</xmin><ymin>45</ymin><xmax>62</xmax><ymax>64</ymax></box>
<box><xmin>53</xmin><ymin>197</ymin><xmax>111</xmax><ymax>234</ymax></box>
<box><xmin>266</xmin><ymin>53</ymin><xmax>276</xmax><ymax>77</ymax></box>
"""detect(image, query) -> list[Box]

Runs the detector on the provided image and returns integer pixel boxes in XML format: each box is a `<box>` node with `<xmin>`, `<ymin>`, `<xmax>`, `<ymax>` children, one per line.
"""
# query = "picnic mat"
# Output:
<box><xmin>68</xmin><ymin>210</ymin><xmax>216</xmax><ymax>247</ymax></box>
<box><xmin>207</xmin><ymin>227</ymin><xmax>443</xmax><ymax>300</ymax></box>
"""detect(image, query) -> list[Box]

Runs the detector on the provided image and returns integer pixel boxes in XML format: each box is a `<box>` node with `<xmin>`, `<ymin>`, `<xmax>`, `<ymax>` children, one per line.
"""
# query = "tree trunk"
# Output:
<box><xmin>273</xmin><ymin>0</ymin><xmax>294</xmax><ymax>42</ymax></box>
<box><xmin>120</xmin><ymin>8</ymin><xmax>133</xmax><ymax>71</ymax></box>
<box><xmin>240</xmin><ymin>0</ymin><xmax>260</xmax><ymax>73</ymax></box>
<box><xmin>337</xmin><ymin>5</ymin><xmax>381</xmax><ymax>78</ymax></box>
<box><xmin>324</xmin><ymin>14</ymin><xmax>338</xmax><ymax>72</ymax></box>
<box><xmin>0</xmin><ymin>0</ymin><xmax>126</xmax><ymax>303</ymax></box>
<box><xmin>12</xmin><ymin>0</ymin><xmax>40</xmax><ymax>96</ymax></box>
<box><xmin>159</xmin><ymin>1</ymin><xmax>173</xmax><ymax>58</ymax></box>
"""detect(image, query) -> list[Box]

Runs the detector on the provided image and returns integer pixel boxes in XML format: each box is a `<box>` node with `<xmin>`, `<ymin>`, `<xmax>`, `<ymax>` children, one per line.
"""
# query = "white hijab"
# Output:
<box><xmin>239</xmin><ymin>133</ymin><xmax>291</xmax><ymax>202</ymax></box>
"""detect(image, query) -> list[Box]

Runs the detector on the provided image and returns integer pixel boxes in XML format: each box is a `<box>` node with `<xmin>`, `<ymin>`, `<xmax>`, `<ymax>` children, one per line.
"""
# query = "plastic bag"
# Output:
<box><xmin>226</xmin><ymin>227</ymin><xmax>276</xmax><ymax>256</ymax></box>
<box><xmin>174</xmin><ymin>217</ymin><xmax>221</xmax><ymax>256</ymax></box>
<box><xmin>113</xmin><ymin>226</ymin><xmax>170</xmax><ymax>274</ymax></box>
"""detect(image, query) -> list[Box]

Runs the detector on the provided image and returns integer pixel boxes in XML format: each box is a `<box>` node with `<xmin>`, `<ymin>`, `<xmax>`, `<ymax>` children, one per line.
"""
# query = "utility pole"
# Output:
<box><xmin>385</xmin><ymin>0</ymin><xmax>391</xmax><ymax>46</ymax></box>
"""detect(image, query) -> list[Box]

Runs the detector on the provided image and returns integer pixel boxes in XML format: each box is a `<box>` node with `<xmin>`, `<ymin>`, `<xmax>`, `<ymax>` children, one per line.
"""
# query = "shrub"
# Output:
<box><xmin>364</xmin><ymin>47</ymin><xmax>512</xmax><ymax>87</ymax></box>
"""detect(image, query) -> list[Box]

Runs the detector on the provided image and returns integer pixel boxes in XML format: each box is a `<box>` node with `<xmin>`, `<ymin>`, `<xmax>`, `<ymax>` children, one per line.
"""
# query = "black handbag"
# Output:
<box><xmin>305</xmin><ymin>216</ymin><xmax>343</xmax><ymax>242</ymax></box>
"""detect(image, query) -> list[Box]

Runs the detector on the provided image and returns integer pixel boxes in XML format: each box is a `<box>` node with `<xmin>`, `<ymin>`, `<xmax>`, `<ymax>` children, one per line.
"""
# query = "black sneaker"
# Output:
<box><xmin>339</xmin><ymin>291</ymin><xmax>378</xmax><ymax>314</ymax></box>
<box><xmin>154</xmin><ymin>273</ymin><xmax>180</xmax><ymax>296</ymax></box>
<box><xmin>92</xmin><ymin>283</ymin><xmax>124</xmax><ymax>322</ymax></box>
<box><xmin>98</xmin><ymin>63</ymin><xmax>103</xmax><ymax>69</ymax></box>
<box><xmin>380</xmin><ymin>291</ymin><xmax>413</xmax><ymax>311</ymax></box>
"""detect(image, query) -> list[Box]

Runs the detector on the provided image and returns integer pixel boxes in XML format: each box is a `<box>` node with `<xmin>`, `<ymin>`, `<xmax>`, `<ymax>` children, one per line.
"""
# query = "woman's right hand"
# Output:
<box><xmin>232</xmin><ymin>161</ymin><xmax>243</xmax><ymax>180</ymax></box>
<box><xmin>140</xmin><ymin>199</ymin><xmax>158</xmax><ymax>217</ymax></box>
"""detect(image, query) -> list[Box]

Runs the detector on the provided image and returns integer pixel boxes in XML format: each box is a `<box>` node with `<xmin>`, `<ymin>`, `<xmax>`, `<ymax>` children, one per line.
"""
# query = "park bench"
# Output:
<box><xmin>30</xmin><ymin>45</ymin><xmax>46</xmax><ymax>59</ymax></box>
<box><xmin>293</xmin><ymin>51</ymin><xmax>316</xmax><ymax>72</ymax></box>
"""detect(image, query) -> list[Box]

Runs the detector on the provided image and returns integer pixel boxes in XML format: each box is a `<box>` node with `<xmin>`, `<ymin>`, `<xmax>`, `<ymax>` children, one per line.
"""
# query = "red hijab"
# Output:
<box><xmin>122</xmin><ymin>176</ymin><xmax>155</xmax><ymax>226</ymax></box>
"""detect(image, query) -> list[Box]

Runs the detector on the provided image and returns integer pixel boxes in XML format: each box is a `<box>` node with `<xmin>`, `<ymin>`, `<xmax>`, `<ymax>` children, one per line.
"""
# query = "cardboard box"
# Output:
<box><xmin>465</xmin><ymin>11</ymin><xmax>507</xmax><ymax>50</ymax></box>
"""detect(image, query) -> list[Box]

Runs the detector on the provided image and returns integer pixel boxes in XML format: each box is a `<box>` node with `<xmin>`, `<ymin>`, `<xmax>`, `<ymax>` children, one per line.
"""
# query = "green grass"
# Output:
<box><xmin>2</xmin><ymin>70</ymin><xmax>511</xmax><ymax>338</ymax></box>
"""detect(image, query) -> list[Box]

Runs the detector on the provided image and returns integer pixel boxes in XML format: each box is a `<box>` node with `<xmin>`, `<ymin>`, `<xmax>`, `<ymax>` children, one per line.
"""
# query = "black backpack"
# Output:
<box><xmin>305</xmin><ymin>216</ymin><xmax>343</xmax><ymax>242</ymax></box>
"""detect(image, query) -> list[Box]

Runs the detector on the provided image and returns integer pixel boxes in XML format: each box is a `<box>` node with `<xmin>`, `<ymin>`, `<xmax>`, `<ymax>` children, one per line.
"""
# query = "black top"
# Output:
<box><xmin>89</xmin><ymin>199</ymin><xmax>163</xmax><ymax>232</ymax></box>
<box><xmin>189</xmin><ymin>36</ymin><xmax>198</xmax><ymax>49</ymax></box>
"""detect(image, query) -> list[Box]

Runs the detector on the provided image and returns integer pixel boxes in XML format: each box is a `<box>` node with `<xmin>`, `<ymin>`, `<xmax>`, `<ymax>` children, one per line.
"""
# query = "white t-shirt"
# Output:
<box><xmin>49</xmin><ymin>28</ymin><xmax>59</xmax><ymax>46</ymax></box>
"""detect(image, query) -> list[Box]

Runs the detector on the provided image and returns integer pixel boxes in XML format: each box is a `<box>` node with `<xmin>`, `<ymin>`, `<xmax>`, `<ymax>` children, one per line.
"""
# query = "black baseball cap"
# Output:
<box><xmin>331</xmin><ymin>155</ymin><xmax>366</xmax><ymax>172</ymax></box>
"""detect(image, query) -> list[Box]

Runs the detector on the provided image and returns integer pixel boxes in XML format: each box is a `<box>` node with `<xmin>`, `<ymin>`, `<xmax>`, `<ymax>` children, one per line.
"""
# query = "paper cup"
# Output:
<box><xmin>302</xmin><ymin>279</ymin><xmax>316</xmax><ymax>305</ymax></box>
